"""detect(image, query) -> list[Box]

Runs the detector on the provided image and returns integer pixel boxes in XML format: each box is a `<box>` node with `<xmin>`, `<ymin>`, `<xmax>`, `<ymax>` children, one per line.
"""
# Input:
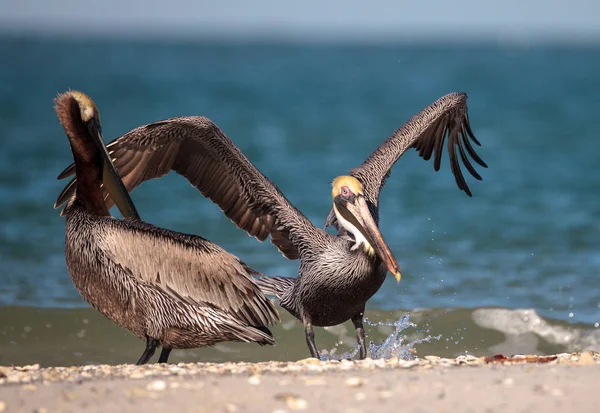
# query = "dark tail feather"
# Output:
<box><xmin>254</xmin><ymin>275</ymin><xmax>296</xmax><ymax>299</ymax></box>
<box><xmin>252</xmin><ymin>325</ymin><xmax>275</xmax><ymax>346</ymax></box>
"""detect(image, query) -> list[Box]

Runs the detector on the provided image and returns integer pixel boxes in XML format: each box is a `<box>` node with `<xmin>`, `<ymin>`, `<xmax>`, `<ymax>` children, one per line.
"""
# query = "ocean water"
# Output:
<box><xmin>1</xmin><ymin>35</ymin><xmax>599</xmax><ymax>366</ymax></box>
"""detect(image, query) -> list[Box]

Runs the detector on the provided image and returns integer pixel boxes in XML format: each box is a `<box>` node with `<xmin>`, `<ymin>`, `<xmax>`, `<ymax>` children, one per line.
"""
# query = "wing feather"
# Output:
<box><xmin>325</xmin><ymin>92</ymin><xmax>487</xmax><ymax>230</ymax></box>
<box><xmin>56</xmin><ymin>116</ymin><xmax>329</xmax><ymax>259</ymax></box>
<box><xmin>352</xmin><ymin>92</ymin><xmax>486</xmax><ymax>203</ymax></box>
<box><xmin>100</xmin><ymin>218</ymin><xmax>280</xmax><ymax>327</ymax></box>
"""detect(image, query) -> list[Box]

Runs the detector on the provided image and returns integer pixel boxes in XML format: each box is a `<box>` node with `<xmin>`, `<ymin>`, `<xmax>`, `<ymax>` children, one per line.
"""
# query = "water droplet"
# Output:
<box><xmin>362</xmin><ymin>314</ymin><xmax>441</xmax><ymax>360</ymax></box>
<box><xmin>568</xmin><ymin>312</ymin><xmax>574</xmax><ymax>318</ymax></box>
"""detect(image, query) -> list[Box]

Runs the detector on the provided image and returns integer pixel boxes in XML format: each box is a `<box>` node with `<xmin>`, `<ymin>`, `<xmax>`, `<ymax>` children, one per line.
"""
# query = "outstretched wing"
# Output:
<box><xmin>56</xmin><ymin>116</ymin><xmax>329</xmax><ymax>260</ymax></box>
<box><xmin>325</xmin><ymin>92</ymin><xmax>486</xmax><ymax>230</ymax></box>
<box><xmin>354</xmin><ymin>92</ymin><xmax>486</xmax><ymax>200</ymax></box>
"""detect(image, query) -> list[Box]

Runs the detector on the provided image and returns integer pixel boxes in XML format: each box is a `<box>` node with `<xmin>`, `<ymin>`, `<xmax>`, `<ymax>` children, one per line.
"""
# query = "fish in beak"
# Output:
<box><xmin>334</xmin><ymin>193</ymin><xmax>402</xmax><ymax>282</ymax></box>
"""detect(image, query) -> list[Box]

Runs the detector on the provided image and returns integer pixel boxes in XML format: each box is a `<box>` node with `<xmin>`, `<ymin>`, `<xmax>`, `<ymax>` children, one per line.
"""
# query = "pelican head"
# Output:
<box><xmin>70</xmin><ymin>90</ymin><xmax>100</xmax><ymax>123</ymax></box>
<box><xmin>54</xmin><ymin>90</ymin><xmax>138</xmax><ymax>219</ymax></box>
<box><xmin>331</xmin><ymin>176</ymin><xmax>401</xmax><ymax>282</ymax></box>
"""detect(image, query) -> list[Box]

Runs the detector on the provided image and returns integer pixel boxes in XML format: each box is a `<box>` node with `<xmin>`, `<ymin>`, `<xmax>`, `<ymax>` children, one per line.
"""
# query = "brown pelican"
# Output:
<box><xmin>55</xmin><ymin>92</ymin><xmax>486</xmax><ymax>359</ymax></box>
<box><xmin>54</xmin><ymin>90</ymin><xmax>279</xmax><ymax>364</ymax></box>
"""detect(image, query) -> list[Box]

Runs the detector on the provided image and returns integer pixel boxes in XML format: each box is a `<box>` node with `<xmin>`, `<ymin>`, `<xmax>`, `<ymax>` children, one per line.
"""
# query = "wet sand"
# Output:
<box><xmin>1</xmin><ymin>352</ymin><xmax>599</xmax><ymax>413</ymax></box>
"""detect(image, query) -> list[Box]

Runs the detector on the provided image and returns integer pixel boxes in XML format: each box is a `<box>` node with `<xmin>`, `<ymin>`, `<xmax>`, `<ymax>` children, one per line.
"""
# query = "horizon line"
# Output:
<box><xmin>2</xmin><ymin>26</ymin><xmax>600</xmax><ymax>47</ymax></box>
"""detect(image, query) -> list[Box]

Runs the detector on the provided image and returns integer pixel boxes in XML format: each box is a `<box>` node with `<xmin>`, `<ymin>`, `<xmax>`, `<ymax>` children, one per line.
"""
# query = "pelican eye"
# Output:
<box><xmin>341</xmin><ymin>186</ymin><xmax>351</xmax><ymax>199</ymax></box>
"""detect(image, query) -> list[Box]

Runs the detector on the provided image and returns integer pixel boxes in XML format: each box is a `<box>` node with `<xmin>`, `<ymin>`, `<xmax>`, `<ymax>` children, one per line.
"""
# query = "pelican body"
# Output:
<box><xmin>55</xmin><ymin>91</ymin><xmax>279</xmax><ymax>364</ymax></box>
<box><xmin>55</xmin><ymin>92</ymin><xmax>486</xmax><ymax>359</ymax></box>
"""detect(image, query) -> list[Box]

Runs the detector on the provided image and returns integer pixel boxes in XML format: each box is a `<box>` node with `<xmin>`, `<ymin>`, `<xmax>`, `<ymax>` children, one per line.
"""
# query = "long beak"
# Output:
<box><xmin>346</xmin><ymin>195</ymin><xmax>402</xmax><ymax>282</ymax></box>
<box><xmin>90</xmin><ymin>124</ymin><xmax>140</xmax><ymax>220</ymax></box>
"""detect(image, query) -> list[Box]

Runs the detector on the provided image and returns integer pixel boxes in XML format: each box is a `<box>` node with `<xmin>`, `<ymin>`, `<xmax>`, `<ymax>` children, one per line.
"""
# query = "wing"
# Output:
<box><xmin>354</xmin><ymin>92</ymin><xmax>486</xmax><ymax>201</ymax></box>
<box><xmin>325</xmin><ymin>92</ymin><xmax>486</xmax><ymax>230</ymax></box>
<box><xmin>56</xmin><ymin>116</ymin><xmax>329</xmax><ymax>260</ymax></box>
<box><xmin>99</xmin><ymin>218</ymin><xmax>280</xmax><ymax>327</ymax></box>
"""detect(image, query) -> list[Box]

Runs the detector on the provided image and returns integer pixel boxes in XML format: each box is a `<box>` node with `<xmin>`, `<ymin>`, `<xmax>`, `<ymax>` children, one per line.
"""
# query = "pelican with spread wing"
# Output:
<box><xmin>55</xmin><ymin>92</ymin><xmax>486</xmax><ymax>359</ymax></box>
<box><xmin>54</xmin><ymin>91</ymin><xmax>279</xmax><ymax>364</ymax></box>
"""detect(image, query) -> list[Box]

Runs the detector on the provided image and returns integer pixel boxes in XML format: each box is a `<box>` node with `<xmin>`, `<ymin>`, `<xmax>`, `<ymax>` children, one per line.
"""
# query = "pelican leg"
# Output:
<box><xmin>304</xmin><ymin>323</ymin><xmax>320</xmax><ymax>359</ymax></box>
<box><xmin>158</xmin><ymin>347</ymin><xmax>172</xmax><ymax>363</ymax></box>
<box><xmin>136</xmin><ymin>337</ymin><xmax>159</xmax><ymax>365</ymax></box>
<box><xmin>351</xmin><ymin>314</ymin><xmax>367</xmax><ymax>360</ymax></box>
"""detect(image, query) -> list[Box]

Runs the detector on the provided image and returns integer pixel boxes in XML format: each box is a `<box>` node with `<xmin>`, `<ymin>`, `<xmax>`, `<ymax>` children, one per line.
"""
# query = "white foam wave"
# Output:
<box><xmin>472</xmin><ymin>308</ymin><xmax>600</xmax><ymax>354</ymax></box>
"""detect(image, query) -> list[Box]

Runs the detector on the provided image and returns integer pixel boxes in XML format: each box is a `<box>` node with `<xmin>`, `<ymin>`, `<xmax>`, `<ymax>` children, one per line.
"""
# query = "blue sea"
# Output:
<box><xmin>0</xmin><ymin>35</ymin><xmax>599</xmax><ymax>366</ymax></box>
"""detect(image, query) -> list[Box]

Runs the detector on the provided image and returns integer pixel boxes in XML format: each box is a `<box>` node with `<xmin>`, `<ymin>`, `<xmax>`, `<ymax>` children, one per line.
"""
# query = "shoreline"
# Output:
<box><xmin>1</xmin><ymin>352</ymin><xmax>599</xmax><ymax>412</ymax></box>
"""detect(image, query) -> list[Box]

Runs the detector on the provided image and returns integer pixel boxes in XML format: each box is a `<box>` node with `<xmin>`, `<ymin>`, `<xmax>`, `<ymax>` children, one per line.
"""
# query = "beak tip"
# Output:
<box><xmin>394</xmin><ymin>271</ymin><xmax>402</xmax><ymax>283</ymax></box>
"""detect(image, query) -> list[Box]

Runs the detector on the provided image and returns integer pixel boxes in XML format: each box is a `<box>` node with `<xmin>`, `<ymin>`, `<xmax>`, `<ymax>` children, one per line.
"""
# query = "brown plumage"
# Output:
<box><xmin>55</xmin><ymin>92</ymin><xmax>486</xmax><ymax>359</ymax></box>
<box><xmin>54</xmin><ymin>90</ymin><xmax>279</xmax><ymax>365</ymax></box>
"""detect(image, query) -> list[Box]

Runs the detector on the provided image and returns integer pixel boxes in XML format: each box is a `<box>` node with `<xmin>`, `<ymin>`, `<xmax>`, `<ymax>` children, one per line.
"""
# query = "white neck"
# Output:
<box><xmin>334</xmin><ymin>205</ymin><xmax>374</xmax><ymax>255</ymax></box>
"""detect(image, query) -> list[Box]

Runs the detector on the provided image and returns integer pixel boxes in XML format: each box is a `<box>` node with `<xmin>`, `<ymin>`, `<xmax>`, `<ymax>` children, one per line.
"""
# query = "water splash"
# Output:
<box><xmin>319</xmin><ymin>313</ymin><xmax>442</xmax><ymax>361</ymax></box>
<box><xmin>367</xmin><ymin>313</ymin><xmax>441</xmax><ymax>359</ymax></box>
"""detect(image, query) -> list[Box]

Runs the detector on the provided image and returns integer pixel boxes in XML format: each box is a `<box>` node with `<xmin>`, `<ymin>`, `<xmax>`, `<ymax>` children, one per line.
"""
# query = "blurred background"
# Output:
<box><xmin>1</xmin><ymin>0</ymin><xmax>599</xmax><ymax>366</ymax></box>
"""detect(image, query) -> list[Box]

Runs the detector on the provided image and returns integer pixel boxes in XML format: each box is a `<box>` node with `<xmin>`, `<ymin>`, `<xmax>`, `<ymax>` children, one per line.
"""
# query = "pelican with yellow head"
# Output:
<box><xmin>331</xmin><ymin>176</ymin><xmax>401</xmax><ymax>281</ymax></box>
<box><xmin>55</xmin><ymin>92</ymin><xmax>486</xmax><ymax>359</ymax></box>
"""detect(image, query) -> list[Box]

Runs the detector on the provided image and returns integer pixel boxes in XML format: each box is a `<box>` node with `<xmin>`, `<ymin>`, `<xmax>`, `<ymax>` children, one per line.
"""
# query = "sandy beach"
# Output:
<box><xmin>1</xmin><ymin>352</ymin><xmax>599</xmax><ymax>413</ymax></box>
